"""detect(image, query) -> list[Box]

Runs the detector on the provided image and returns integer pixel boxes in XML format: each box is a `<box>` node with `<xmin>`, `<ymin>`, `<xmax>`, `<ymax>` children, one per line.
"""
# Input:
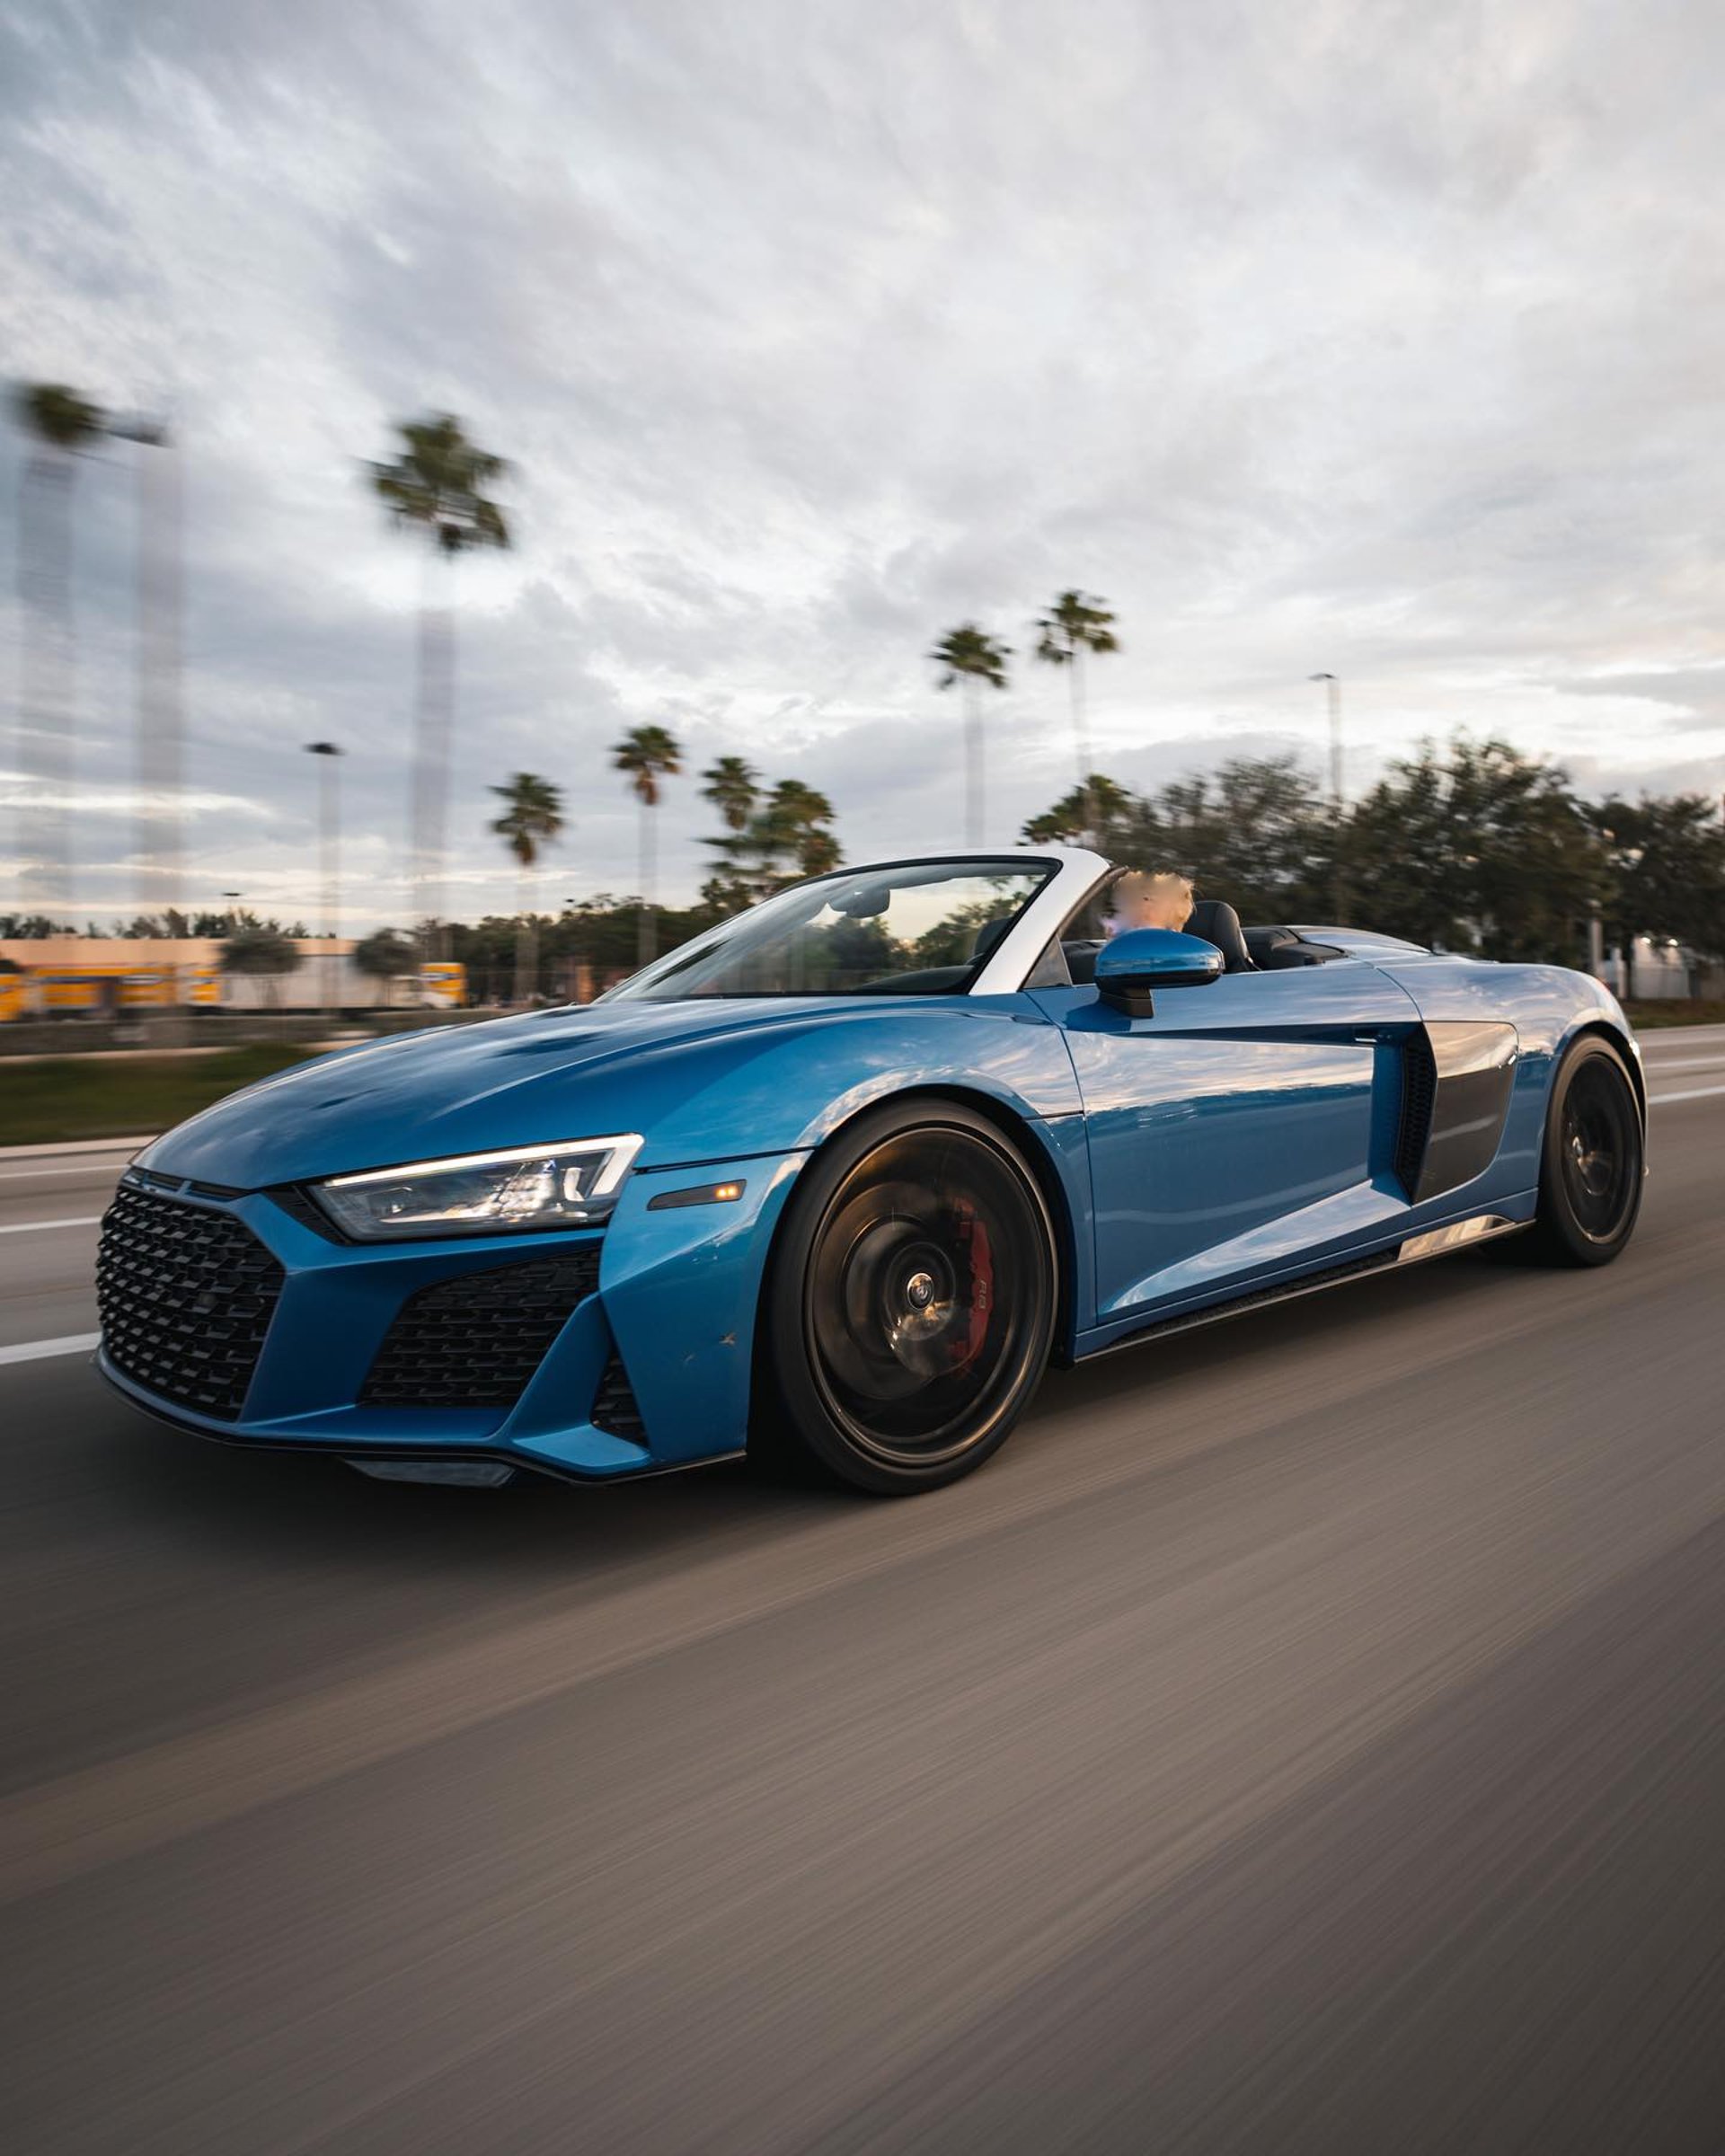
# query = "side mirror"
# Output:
<box><xmin>1094</xmin><ymin>928</ymin><xmax>1224</xmax><ymax>1017</ymax></box>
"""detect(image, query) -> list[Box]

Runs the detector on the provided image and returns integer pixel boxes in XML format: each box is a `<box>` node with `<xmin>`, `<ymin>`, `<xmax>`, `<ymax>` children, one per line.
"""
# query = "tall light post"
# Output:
<box><xmin>304</xmin><ymin>743</ymin><xmax>344</xmax><ymax>1018</ymax></box>
<box><xmin>1310</xmin><ymin>672</ymin><xmax>1346</xmax><ymax>924</ymax></box>
<box><xmin>108</xmin><ymin>414</ymin><xmax>183</xmax><ymax>925</ymax></box>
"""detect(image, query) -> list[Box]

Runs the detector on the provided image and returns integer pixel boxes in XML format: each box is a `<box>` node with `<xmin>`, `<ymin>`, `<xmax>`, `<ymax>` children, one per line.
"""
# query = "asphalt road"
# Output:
<box><xmin>2</xmin><ymin>1028</ymin><xmax>1723</xmax><ymax>2153</ymax></box>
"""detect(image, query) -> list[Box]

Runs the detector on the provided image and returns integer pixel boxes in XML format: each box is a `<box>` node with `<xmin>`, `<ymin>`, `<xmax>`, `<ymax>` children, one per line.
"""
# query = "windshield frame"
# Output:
<box><xmin>597</xmin><ymin>852</ymin><xmax>1102</xmax><ymax>1005</ymax></box>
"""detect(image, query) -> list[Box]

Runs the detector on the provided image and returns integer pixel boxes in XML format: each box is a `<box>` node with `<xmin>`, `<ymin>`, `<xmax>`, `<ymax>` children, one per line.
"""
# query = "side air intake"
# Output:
<box><xmin>1395</xmin><ymin>1032</ymin><xmax>1438</xmax><ymax>1197</ymax></box>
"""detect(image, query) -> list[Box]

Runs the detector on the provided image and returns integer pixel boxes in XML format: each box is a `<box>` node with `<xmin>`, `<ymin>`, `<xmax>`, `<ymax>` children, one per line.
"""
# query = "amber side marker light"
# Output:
<box><xmin>646</xmin><ymin>1180</ymin><xmax>748</xmax><ymax>1211</ymax></box>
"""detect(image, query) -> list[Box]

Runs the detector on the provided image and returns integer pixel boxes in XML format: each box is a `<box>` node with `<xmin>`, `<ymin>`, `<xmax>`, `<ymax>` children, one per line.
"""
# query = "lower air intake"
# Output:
<box><xmin>592</xmin><ymin>1354</ymin><xmax>647</xmax><ymax>1443</ymax></box>
<box><xmin>361</xmin><ymin>1246</ymin><xmax>601</xmax><ymax>1409</ymax></box>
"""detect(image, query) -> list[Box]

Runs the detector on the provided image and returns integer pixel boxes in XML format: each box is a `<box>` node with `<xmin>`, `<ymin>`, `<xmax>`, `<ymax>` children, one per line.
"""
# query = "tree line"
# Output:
<box><xmin>13</xmin><ymin>389</ymin><xmax>1723</xmax><ymax>996</ymax></box>
<box><xmin>1029</xmin><ymin>737</ymin><xmax>1725</xmax><ymax>968</ymax></box>
<box><xmin>482</xmin><ymin>750</ymin><xmax>841</xmax><ymax>1000</ymax></box>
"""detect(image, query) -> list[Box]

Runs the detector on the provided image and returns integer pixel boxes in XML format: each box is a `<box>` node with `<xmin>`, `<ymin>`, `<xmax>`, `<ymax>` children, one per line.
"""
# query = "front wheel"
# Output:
<box><xmin>756</xmin><ymin>1103</ymin><xmax>1057</xmax><ymax>1494</ymax></box>
<box><xmin>1526</xmin><ymin>1036</ymin><xmax>1644</xmax><ymax>1266</ymax></box>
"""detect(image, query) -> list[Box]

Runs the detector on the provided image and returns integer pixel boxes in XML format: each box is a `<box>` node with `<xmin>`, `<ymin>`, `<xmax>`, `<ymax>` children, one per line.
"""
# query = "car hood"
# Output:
<box><xmin>138</xmin><ymin>997</ymin><xmax>943</xmax><ymax>1188</ymax></box>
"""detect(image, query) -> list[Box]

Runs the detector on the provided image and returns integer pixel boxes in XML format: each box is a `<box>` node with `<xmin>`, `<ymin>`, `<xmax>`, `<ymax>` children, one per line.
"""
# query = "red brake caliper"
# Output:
<box><xmin>952</xmin><ymin>1210</ymin><xmax>995</xmax><ymax>1372</ymax></box>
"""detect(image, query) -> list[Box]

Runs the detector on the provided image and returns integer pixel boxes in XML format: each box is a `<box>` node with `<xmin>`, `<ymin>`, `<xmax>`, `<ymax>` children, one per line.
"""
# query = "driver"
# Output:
<box><xmin>1105</xmin><ymin>870</ymin><xmax>1194</xmax><ymax>936</ymax></box>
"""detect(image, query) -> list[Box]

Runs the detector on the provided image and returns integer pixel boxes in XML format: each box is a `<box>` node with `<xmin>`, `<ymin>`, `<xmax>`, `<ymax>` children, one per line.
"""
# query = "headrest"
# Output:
<box><xmin>1186</xmin><ymin>898</ymin><xmax>1255</xmax><ymax>973</ymax></box>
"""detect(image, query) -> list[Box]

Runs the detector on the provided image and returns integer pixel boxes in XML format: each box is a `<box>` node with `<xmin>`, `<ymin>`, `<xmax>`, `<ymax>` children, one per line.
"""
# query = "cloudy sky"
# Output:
<box><xmin>4</xmin><ymin>0</ymin><xmax>1723</xmax><ymax>928</ymax></box>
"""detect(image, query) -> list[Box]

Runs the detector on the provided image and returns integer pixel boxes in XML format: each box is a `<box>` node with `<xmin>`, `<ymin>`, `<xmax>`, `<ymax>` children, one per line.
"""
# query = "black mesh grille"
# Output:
<box><xmin>97</xmin><ymin>1184</ymin><xmax>285</xmax><ymax>1420</ymax></box>
<box><xmin>360</xmin><ymin>1247</ymin><xmax>602</xmax><ymax>1409</ymax></box>
<box><xmin>592</xmin><ymin>1354</ymin><xmax>647</xmax><ymax>1442</ymax></box>
<box><xmin>1396</xmin><ymin>1032</ymin><xmax>1438</xmax><ymax>1195</ymax></box>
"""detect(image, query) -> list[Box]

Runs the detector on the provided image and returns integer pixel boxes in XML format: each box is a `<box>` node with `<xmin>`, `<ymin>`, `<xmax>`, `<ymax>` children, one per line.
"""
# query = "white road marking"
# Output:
<box><xmin>1637</xmin><ymin>1055</ymin><xmax>1725</xmax><ymax>1074</ymax></box>
<box><xmin>0</xmin><ymin>1216</ymin><xmax>102</xmax><ymax>1236</ymax></box>
<box><xmin>0</xmin><ymin>1332</ymin><xmax>101</xmax><ymax>1367</ymax></box>
<box><xmin>1648</xmin><ymin>1083</ymin><xmax>1725</xmax><ymax>1106</ymax></box>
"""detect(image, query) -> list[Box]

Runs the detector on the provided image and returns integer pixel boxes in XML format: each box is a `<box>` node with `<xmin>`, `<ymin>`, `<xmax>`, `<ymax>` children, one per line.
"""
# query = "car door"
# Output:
<box><xmin>1029</xmin><ymin>960</ymin><xmax>1424</xmax><ymax>1331</ymax></box>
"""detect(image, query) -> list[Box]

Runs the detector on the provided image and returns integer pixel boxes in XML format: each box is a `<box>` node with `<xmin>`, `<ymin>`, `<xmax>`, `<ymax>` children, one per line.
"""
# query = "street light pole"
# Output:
<box><xmin>109</xmin><ymin>415</ymin><xmax>183</xmax><ymax>927</ymax></box>
<box><xmin>305</xmin><ymin>743</ymin><xmax>344</xmax><ymax>1019</ymax></box>
<box><xmin>1309</xmin><ymin>672</ymin><xmax>1346</xmax><ymax>924</ymax></box>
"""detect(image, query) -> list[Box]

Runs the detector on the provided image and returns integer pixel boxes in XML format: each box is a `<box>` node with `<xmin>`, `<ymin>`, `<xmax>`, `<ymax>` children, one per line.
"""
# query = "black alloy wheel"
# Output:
<box><xmin>756</xmin><ymin>1102</ymin><xmax>1057</xmax><ymax>1494</ymax></box>
<box><xmin>1529</xmin><ymin>1036</ymin><xmax>1643</xmax><ymax>1266</ymax></box>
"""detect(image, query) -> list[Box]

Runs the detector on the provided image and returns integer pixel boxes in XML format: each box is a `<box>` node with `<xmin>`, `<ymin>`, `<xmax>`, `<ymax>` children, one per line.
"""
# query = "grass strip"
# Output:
<box><xmin>1621</xmin><ymin>999</ymin><xmax>1725</xmax><ymax>1029</ymax></box>
<box><xmin>0</xmin><ymin>1045</ymin><xmax>314</xmax><ymax>1146</ymax></box>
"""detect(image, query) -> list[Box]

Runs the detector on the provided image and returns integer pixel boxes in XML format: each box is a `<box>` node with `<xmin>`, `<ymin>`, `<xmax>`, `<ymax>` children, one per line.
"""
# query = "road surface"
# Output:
<box><xmin>2</xmin><ymin>1028</ymin><xmax>1722</xmax><ymax>2152</ymax></box>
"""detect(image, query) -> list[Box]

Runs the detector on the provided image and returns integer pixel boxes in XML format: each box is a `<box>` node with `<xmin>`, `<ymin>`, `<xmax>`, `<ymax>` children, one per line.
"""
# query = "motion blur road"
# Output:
<box><xmin>3</xmin><ymin>1028</ymin><xmax>1723</xmax><ymax>2154</ymax></box>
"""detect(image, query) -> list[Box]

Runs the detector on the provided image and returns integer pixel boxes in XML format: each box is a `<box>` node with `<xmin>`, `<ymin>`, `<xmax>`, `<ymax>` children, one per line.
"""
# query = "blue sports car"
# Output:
<box><xmin>97</xmin><ymin>850</ymin><xmax>1645</xmax><ymax>1495</ymax></box>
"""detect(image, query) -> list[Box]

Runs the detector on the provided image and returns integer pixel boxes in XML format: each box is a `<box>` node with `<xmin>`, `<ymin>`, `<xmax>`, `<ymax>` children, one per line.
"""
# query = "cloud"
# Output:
<box><xmin>3</xmin><ymin>0</ymin><xmax>1724</xmax><ymax>925</ymax></box>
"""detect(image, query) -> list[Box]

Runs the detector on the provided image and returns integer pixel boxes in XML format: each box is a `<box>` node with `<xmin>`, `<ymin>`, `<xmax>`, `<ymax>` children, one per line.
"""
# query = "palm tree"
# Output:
<box><xmin>1034</xmin><ymin>591</ymin><xmax>1119</xmax><ymax>840</ymax></box>
<box><xmin>930</xmin><ymin>623</ymin><xmax>1011</xmax><ymax>847</ymax></box>
<box><xmin>13</xmin><ymin>384</ymin><xmax>106</xmax><ymax>915</ymax></box>
<box><xmin>1022</xmin><ymin>773</ymin><xmax>1137</xmax><ymax>849</ymax></box>
<box><xmin>612</xmin><ymin>723</ymin><xmax>683</xmax><ymax>965</ymax></box>
<box><xmin>489</xmin><ymin>772</ymin><xmax>565</xmax><ymax>1003</ymax></box>
<box><xmin>700</xmin><ymin>755</ymin><xmax>759</xmax><ymax>834</ymax></box>
<box><xmin>764</xmin><ymin>779</ymin><xmax>841</xmax><ymax>878</ymax></box>
<box><xmin>367</xmin><ymin>414</ymin><xmax>511</xmax><ymax>953</ymax></box>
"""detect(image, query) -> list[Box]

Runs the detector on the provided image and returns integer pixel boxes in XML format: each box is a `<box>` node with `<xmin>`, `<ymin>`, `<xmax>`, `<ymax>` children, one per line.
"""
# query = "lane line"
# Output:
<box><xmin>0</xmin><ymin>1332</ymin><xmax>100</xmax><ymax>1368</ymax></box>
<box><xmin>1648</xmin><ymin>1083</ymin><xmax>1725</xmax><ymax>1107</ymax></box>
<box><xmin>1636</xmin><ymin>1056</ymin><xmax>1725</xmax><ymax>1074</ymax></box>
<box><xmin>0</xmin><ymin>1216</ymin><xmax>102</xmax><ymax>1235</ymax></box>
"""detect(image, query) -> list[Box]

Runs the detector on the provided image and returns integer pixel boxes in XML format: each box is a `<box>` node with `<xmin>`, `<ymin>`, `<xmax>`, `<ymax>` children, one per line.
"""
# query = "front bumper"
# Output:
<box><xmin>96</xmin><ymin>1151</ymin><xmax>806</xmax><ymax>1481</ymax></box>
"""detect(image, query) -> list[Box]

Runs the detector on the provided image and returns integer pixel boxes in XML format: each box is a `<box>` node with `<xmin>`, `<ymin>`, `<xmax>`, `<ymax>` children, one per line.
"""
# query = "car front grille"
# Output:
<box><xmin>360</xmin><ymin>1246</ymin><xmax>603</xmax><ymax>1409</ymax></box>
<box><xmin>97</xmin><ymin>1183</ymin><xmax>286</xmax><ymax>1420</ymax></box>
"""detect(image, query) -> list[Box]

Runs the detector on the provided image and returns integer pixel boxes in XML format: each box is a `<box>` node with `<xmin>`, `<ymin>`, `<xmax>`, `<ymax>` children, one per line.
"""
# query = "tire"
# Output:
<box><xmin>1526</xmin><ymin>1036</ymin><xmax>1644</xmax><ymax>1266</ymax></box>
<box><xmin>755</xmin><ymin>1102</ymin><xmax>1058</xmax><ymax>1495</ymax></box>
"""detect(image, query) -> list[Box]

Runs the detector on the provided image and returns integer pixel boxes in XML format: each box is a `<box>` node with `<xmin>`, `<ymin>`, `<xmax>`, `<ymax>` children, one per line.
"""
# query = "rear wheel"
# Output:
<box><xmin>1527</xmin><ymin>1037</ymin><xmax>1643</xmax><ymax>1266</ymax></box>
<box><xmin>756</xmin><ymin>1103</ymin><xmax>1057</xmax><ymax>1494</ymax></box>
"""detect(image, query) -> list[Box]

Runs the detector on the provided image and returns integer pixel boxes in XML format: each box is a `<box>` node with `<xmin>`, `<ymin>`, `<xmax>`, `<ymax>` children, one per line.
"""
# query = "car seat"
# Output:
<box><xmin>1185</xmin><ymin>899</ymin><xmax>1256</xmax><ymax>973</ymax></box>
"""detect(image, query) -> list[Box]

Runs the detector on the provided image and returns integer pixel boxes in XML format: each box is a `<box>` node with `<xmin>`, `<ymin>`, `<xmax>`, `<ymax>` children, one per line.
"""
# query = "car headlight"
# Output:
<box><xmin>310</xmin><ymin>1135</ymin><xmax>644</xmax><ymax>1241</ymax></box>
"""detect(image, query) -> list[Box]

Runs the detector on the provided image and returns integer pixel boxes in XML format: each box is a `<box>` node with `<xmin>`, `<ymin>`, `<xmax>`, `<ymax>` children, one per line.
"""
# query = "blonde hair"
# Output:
<box><xmin>1112</xmin><ymin>870</ymin><xmax>1194</xmax><ymax>929</ymax></box>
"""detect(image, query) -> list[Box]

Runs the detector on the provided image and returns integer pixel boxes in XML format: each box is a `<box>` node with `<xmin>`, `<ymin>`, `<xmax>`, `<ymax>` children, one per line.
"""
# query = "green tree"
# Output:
<box><xmin>766</xmin><ymin>779</ymin><xmax>841</xmax><ymax>876</ymax></box>
<box><xmin>489</xmin><ymin>772</ymin><xmax>566</xmax><ymax>1002</ymax></box>
<box><xmin>1589</xmin><ymin>794</ymin><xmax>1725</xmax><ymax>977</ymax></box>
<box><xmin>352</xmin><ymin>928</ymin><xmax>420</xmax><ymax>1006</ymax></box>
<box><xmin>930</xmin><ymin>623</ymin><xmax>1011</xmax><ymax>847</ymax></box>
<box><xmin>367</xmin><ymin>415</ymin><xmax>512</xmax><ymax>951</ymax></box>
<box><xmin>612</xmin><ymin>723</ymin><xmax>683</xmax><ymax>966</ymax></box>
<box><xmin>700</xmin><ymin>755</ymin><xmax>760</xmax><ymax>834</ymax></box>
<box><xmin>1034</xmin><ymin>591</ymin><xmax>1119</xmax><ymax>839</ymax></box>
<box><xmin>1131</xmin><ymin>758</ymin><xmax>1332</xmax><ymax>923</ymax></box>
<box><xmin>1348</xmin><ymin>739</ymin><xmax>1606</xmax><ymax>961</ymax></box>
<box><xmin>220</xmin><ymin>925</ymin><xmax>302</xmax><ymax>1009</ymax></box>
<box><xmin>701</xmin><ymin>775</ymin><xmax>842</xmax><ymax>909</ymax></box>
<box><xmin>13</xmin><ymin>384</ymin><xmax>107</xmax><ymax>916</ymax></box>
<box><xmin>1022</xmin><ymin>773</ymin><xmax>1138</xmax><ymax>853</ymax></box>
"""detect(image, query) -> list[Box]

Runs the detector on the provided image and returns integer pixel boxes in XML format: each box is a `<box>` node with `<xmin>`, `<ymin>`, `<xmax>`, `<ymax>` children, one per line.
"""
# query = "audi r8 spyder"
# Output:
<box><xmin>96</xmin><ymin>850</ymin><xmax>1645</xmax><ymax>1495</ymax></box>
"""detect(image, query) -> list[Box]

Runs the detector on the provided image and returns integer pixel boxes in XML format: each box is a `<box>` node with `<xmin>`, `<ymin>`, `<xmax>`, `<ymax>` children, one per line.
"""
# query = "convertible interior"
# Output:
<box><xmin>1053</xmin><ymin>899</ymin><xmax>1347</xmax><ymax>986</ymax></box>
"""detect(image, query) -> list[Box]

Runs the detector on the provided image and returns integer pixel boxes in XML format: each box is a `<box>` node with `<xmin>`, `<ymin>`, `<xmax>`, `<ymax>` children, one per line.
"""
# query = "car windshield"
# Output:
<box><xmin>602</xmin><ymin>859</ymin><xmax>1058</xmax><ymax>1003</ymax></box>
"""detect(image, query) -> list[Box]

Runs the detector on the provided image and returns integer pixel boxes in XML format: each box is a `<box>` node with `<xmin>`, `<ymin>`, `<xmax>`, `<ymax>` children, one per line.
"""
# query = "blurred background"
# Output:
<box><xmin>7</xmin><ymin>14</ymin><xmax>1725</xmax><ymax>2155</ymax></box>
<box><xmin>4</xmin><ymin>0</ymin><xmax>1724</xmax><ymax>1049</ymax></box>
